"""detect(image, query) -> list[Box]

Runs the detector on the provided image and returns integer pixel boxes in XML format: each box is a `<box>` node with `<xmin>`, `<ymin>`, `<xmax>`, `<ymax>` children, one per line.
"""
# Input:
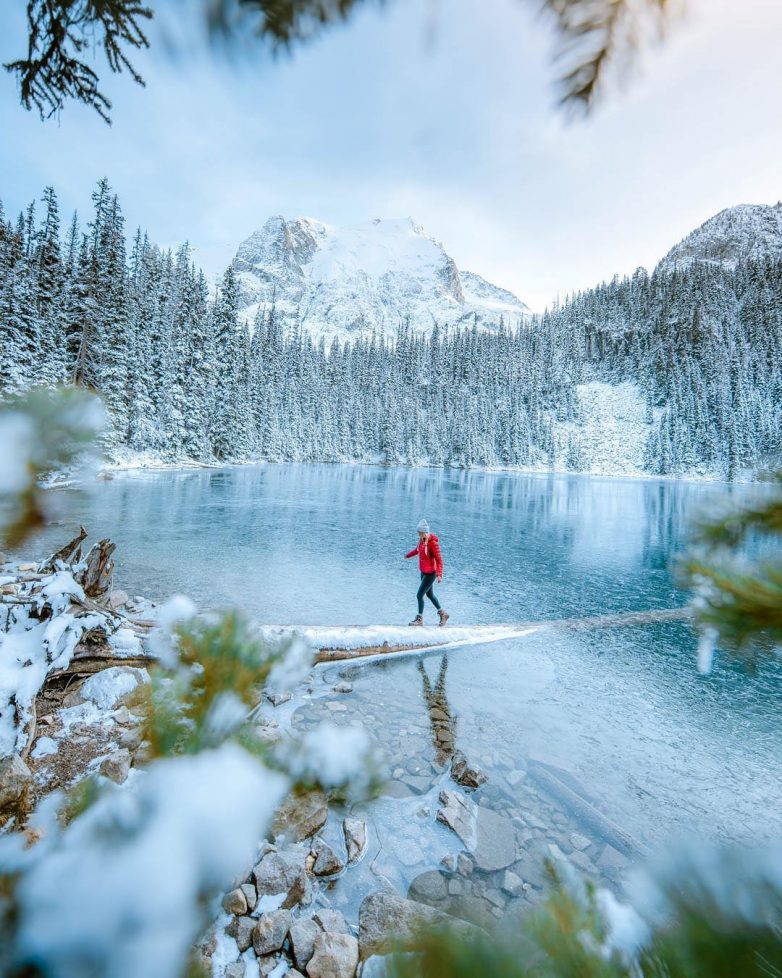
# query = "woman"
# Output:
<box><xmin>405</xmin><ymin>519</ymin><xmax>449</xmax><ymax>626</ymax></box>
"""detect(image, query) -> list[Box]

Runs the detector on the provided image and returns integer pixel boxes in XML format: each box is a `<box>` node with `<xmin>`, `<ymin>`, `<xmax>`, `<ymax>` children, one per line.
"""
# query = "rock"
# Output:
<box><xmin>501</xmin><ymin>870</ymin><xmax>524</xmax><ymax>897</ymax></box>
<box><xmin>307</xmin><ymin>931</ymin><xmax>359</xmax><ymax>978</ymax></box>
<box><xmin>112</xmin><ymin>705</ymin><xmax>132</xmax><ymax>725</ymax></box>
<box><xmin>569</xmin><ymin>850</ymin><xmax>597</xmax><ymax>874</ymax></box>
<box><xmin>79</xmin><ymin>666</ymin><xmax>149</xmax><ymax>710</ymax></box>
<box><xmin>312</xmin><ymin>838</ymin><xmax>345</xmax><ymax>876</ymax></box>
<box><xmin>224</xmin><ymin>963</ymin><xmax>245</xmax><ymax>978</ymax></box>
<box><xmin>408</xmin><ymin>871</ymin><xmax>447</xmax><ymax>905</ymax></box>
<box><xmin>253</xmin><ymin>909</ymin><xmax>292</xmax><ymax>955</ymax></box>
<box><xmin>436</xmin><ymin>789</ymin><xmax>517</xmax><ymax>872</ymax></box>
<box><xmin>451</xmin><ymin>751</ymin><xmax>488</xmax><ymax>789</ymax></box>
<box><xmin>343</xmin><ymin>817</ymin><xmax>367</xmax><ymax>864</ymax></box>
<box><xmin>0</xmin><ymin>755</ymin><xmax>32</xmax><ymax>820</ymax></box>
<box><xmin>241</xmin><ymin>882</ymin><xmax>257</xmax><ymax>912</ymax></box>
<box><xmin>358</xmin><ymin>891</ymin><xmax>480</xmax><ymax>959</ymax></box>
<box><xmin>400</xmin><ymin>775</ymin><xmax>431</xmax><ymax>795</ymax></box>
<box><xmin>441</xmin><ymin>854</ymin><xmax>456</xmax><ymax>872</ymax></box>
<box><xmin>333</xmin><ymin>682</ymin><xmax>353</xmax><ymax>693</ymax></box>
<box><xmin>289</xmin><ymin>916</ymin><xmax>320</xmax><ymax>971</ymax></box>
<box><xmin>456</xmin><ymin>853</ymin><xmax>473</xmax><ymax>877</ymax></box>
<box><xmin>325</xmin><ymin>701</ymin><xmax>347</xmax><ymax>712</ymax></box>
<box><xmin>226</xmin><ymin>915</ymin><xmax>255</xmax><ymax>953</ymax></box>
<box><xmin>436</xmin><ymin>789</ymin><xmax>473</xmax><ymax>841</ymax></box>
<box><xmin>259</xmin><ymin>954</ymin><xmax>286</xmax><ymax>977</ymax></box>
<box><xmin>222</xmin><ymin>887</ymin><xmax>248</xmax><ymax>916</ymax></box>
<box><xmin>267</xmin><ymin>691</ymin><xmax>292</xmax><ymax>707</ymax></box>
<box><xmin>108</xmin><ymin>589</ymin><xmax>129</xmax><ymax>610</ymax></box>
<box><xmin>1</xmin><ymin>583</ymin><xmax>17</xmax><ymax>595</ymax></box>
<box><xmin>597</xmin><ymin>844</ymin><xmax>629</xmax><ymax>873</ymax></box>
<box><xmin>253</xmin><ymin>850</ymin><xmax>312</xmax><ymax>909</ymax></box>
<box><xmin>313</xmin><ymin>908</ymin><xmax>351</xmax><ymax>935</ymax></box>
<box><xmin>18</xmin><ymin>562</ymin><xmax>37</xmax><ymax>572</ymax></box>
<box><xmin>99</xmin><ymin>749</ymin><xmax>131</xmax><ymax>784</ymax></box>
<box><xmin>117</xmin><ymin>726</ymin><xmax>143</xmax><ymax>750</ymax></box>
<box><xmin>570</xmin><ymin>832</ymin><xmax>591</xmax><ymax>851</ymax></box>
<box><xmin>274</xmin><ymin>791</ymin><xmax>328</xmax><ymax>841</ymax></box>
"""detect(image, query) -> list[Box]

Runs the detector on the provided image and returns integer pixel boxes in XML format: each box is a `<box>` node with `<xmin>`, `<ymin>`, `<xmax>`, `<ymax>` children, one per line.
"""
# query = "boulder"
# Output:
<box><xmin>253</xmin><ymin>909</ymin><xmax>292</xmax><ymax>955</ymax></box>
<box><xmin>274</xmin><ymin>791</ymin><xmax>328</xmax><ymax>841</ymax></box>
<box><xmin>307</xmin><ymin>931</ymin><xmax>359</xmax><ymax>978</ymax></box>
<box><xmin>289</xmin><ymin>917</ymin><xmax>320</xmax><ymax>971</ymax></box>
<box><xmin>436</xmin><ymin>789</ymin><xmax>517</xmax><ymax>872</ymax></box>
<box><xmin>358</xmin><ymin>891</ymin><xmax>480</xmax><ymax>959</ymax></box>
<box><xmin>312</xmin><ymin>838</ymin><xmax>345</xmax><ymax>876</ymax></box>
<box><xmin>0</xmin><ymin>755</ymin><xmax>32</xmax><ymax>820</ymax></box>
<box><xmin>450</xmin><ymin>751</ymin><xmax>488</xmax><ymax>789</ymax></box>
<box><xmin>99</xmin><ymin>749</ymin><xmax>131</xmax><ymax>784</ymax></box>
<box><xmin>570</xmin><ymin>832</ymin><xmax>591</xmax><ymax>851</ymax></box>
<box><xmin>343</xmin><ymin>817</ymin><xmax>367</xmax><ymax>864</ymax></box>
<box><xmin>501</xmin><ymin>870</ymin><xmax>524</xmax><ymax>897</ymax></box>
<box><xmin>222</xmin><ymin>887</ymin><xmax>248</xmax><ymax>916</ymax></box>
<box><xmin>314</xmin><ymin>909</ymin><xmax>351</xmax><ymax>936</ymax></box>
<box><xmin>225</xmin><ymin>915</ymin><xmax>255</xmax><ymax>953</ymax></box>
<box><xmin>240</xmin><ymin>882</ymin><xmax>257</xmax><ymax>913</ymax></box>
<box><xmin>407</xmin><ymin>871</ymin><xmax>447</xmax><ymax>905</ymax></box>
<box><xmin>253</xmin><ymin>850</ymin><xmax>312</xmax><ymax>909</ymax></box>
<box><xmin>108</xmin><ymin>589</ymin><xmax>129</xmax><ymax>610</ymax></box>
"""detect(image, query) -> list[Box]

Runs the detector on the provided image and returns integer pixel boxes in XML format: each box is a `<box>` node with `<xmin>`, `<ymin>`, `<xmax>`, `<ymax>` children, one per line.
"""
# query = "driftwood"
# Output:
<box><xmin>38</xmin><ymin>525</ymin><xmax>88</xmax><ymax>574</ymax></box>
<box><xmin>77</xmin><ymin>539</ymin><xmax>116</xmax><ymax>598</ymax></box>
<box><xmin>312</xmin><ymin>607</ymin><xmax>693</xmax><ymax>664</ymax></box>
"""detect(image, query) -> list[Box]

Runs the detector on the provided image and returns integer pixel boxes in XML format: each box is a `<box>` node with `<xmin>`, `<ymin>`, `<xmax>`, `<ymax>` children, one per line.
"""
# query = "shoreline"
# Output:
<box><xmin>96</xmin><ymin>453</ymin><xmax>758</xmax><ymax>488</ymax></box>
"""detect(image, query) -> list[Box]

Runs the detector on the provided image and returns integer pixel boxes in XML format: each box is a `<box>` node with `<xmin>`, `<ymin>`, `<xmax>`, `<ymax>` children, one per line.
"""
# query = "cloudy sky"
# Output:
<box><xmin>1</xmin><ymin>0</ymin><xmax>780</xmax><ymax>310</ymax></box>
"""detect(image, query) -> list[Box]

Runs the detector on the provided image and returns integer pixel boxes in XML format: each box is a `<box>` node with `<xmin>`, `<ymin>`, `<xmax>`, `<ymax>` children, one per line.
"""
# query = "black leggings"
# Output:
<box><xmin>417</xmin><ymin>572</ymin><xmax>442</xmax><ymax>614</ymax></box>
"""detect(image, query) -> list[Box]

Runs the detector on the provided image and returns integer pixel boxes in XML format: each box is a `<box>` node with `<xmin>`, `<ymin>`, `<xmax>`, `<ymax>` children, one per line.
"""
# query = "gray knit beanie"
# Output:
<box><xmin>417</xmin><ymin>519</ymin><xmax>430</xmax><ymax>533</ymax></box>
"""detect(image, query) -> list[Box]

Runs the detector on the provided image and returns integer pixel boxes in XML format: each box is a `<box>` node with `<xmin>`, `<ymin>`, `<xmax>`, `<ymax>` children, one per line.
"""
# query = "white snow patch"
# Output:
<box><xmin>31</xmin><ymin>736</ymin><xmax>58</xmax><ymax>759</ymax></box>
<box><xmin>79</xmin><ymin>667</ymin><xmax>149</xmax><ymax>711</ymax></box>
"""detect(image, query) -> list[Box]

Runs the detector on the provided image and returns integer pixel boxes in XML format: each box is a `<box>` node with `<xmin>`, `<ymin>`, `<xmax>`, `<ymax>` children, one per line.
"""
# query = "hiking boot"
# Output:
<box><xmin>438</xmin><ymin>609</ymin><xmax>449</xmax><ymax>627</ymax></box>
<box><xmin>408</xmin><ymin>615</ymin><xmax>424</xmax><ymax>626</ymax></box>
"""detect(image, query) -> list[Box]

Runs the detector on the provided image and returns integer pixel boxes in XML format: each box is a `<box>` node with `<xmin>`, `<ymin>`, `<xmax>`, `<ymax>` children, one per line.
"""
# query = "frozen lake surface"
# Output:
<box><xmin>24</xmin><ymin>463</ymin><xmax>782</xmax><ymax>911</ymax></box>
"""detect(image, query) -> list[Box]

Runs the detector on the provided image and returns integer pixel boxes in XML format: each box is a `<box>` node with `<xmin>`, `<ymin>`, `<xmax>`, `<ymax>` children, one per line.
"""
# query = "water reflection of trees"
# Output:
<box><xmin>418</xmin><ymin>657</ymin><xmax>457</xmax><ymax>766</ymax></box>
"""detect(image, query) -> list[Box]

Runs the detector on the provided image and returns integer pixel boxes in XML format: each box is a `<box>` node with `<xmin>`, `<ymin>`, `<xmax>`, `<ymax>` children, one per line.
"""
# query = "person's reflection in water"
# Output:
<box><xmin>417</xmin><ymin>656</ymin><xmax>457</xmax><ymax>767</ymax></box>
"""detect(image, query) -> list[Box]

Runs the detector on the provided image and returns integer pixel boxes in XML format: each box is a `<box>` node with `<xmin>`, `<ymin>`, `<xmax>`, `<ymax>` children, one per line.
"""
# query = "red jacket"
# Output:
<box><xmin>405</xmin><ymin>534</ymin><xmax>443</xmax><ymax>576</ymax></box>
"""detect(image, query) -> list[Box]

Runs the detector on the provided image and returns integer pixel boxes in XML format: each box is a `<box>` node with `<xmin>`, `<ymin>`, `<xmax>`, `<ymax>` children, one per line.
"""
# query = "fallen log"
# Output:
<box><xmin>311</xmin><ymin>607</ymin><xmax>692</xmax><ymax>664</ymax></box>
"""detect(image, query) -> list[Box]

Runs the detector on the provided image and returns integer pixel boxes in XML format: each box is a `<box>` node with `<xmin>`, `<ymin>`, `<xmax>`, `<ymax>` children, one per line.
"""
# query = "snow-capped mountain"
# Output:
<box><xmin>656</xmin><ymin>202</ymin><xmax>782</xmax><ymax>274</ymax></box>
<box><xmin>232</xmin><ymin>216</ymin><xmax>530</xmax><ymax>339</ymax></box>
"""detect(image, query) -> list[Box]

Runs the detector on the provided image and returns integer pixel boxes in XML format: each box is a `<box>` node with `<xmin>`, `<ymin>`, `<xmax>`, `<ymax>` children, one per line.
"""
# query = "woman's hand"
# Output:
<box><xmin>437</xmin><ymin>575</ymin><xmax>443</xmax><ymax>584</ymax></box>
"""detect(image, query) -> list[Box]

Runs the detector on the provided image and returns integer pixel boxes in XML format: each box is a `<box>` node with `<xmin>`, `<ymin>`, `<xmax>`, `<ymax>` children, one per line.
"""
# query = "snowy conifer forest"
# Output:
<box><xmin>2</xmin><ymin>180</ymin><xmax>781</xmax><ymax>481</ymax></box>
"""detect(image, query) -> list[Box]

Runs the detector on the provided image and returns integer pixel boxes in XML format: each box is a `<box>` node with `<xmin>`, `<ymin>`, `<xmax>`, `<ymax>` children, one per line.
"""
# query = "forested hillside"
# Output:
<box><xmin>1</xmin><ymin>182</ymin><xmax>780</xmax><ymax>479</ymax></box>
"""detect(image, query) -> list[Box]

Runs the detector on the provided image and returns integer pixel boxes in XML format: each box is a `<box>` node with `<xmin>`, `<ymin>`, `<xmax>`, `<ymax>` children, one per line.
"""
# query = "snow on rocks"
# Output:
<box><xmin>77</xmin><ymin>666</ymin><xmax>149</xmax><ymax>711</ymax></box>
